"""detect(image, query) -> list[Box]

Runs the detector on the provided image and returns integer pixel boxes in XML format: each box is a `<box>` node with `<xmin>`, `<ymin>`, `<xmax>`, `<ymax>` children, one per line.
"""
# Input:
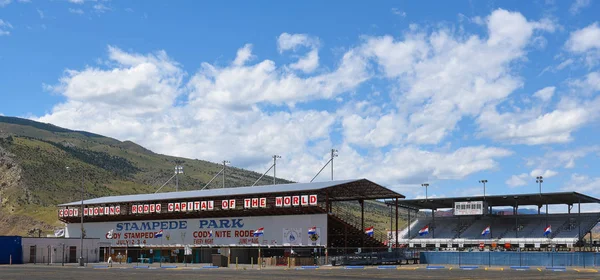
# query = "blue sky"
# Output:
<box><xmin>1</xmin><ymin>0</ymin><xmax>600</xmax><ymax>207</ymax></box>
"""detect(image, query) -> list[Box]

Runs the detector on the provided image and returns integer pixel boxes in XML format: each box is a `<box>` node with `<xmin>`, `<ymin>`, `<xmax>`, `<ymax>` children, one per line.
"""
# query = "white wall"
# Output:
<box><xmin>21</xmin><ymin>238</ymin><xmax>101</xmax><ymax>264</ymax></box>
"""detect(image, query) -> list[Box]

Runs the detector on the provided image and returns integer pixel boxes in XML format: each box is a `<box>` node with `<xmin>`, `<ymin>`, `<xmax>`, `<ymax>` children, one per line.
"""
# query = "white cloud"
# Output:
<box><xmin>36</xmin><ymin>40</ymin><xmax>514</xmax><ymax>191</ymax></box>
<box><xmin>187</xmin><ymin>43</ymin><xmax>368</xmax><ymax>107</ymax></box>
<box><xmin>68</xmin><ymin>0</ymin><xmax>84</xmax><ymax>4</ymax></box>
<box><xmin>391</xmin><ymin>8</ymin><xmax>406</xmax><ymax>17</ymax></box>
<box><xmin>350</xmin><ymin>9</ymin><xmax>557</xmax><ymax>146</ymax></box>
<box><xmin>562</xmin><ymin>173</ymin><xmax>600</xmax><ymax>196</ymax></box>
<box><xmin>69</xmin><ymin>8</ymin><xmax>84</xmax><ymax>15</ymax></box>
<box><xmin>570</xmin><ymin>71</ymin><xmax>600</xmax><ymax>93</ymax></box>
<box><xmin>0</xmin><ymin>0</ymin><xmax>11</xmax><ymax>8</ymax></box>
<box><xmin>533</xmin><ymin>86</ymin><xmax>555</xmax><ymax>101</ymax></box>
<box><xmin>566</xmin><ymin>23</ymin><xmax>600</xmax><ymax>65</ymax></box>
<box><xmin>289</xmin><ymin>49</ymin><xmax>319</xmax><ymax>73</ymax></box>
<box><xmin>44</xmin><ymin>46</ymin><xmax>184</xmax><ymax>115</ymax></box>
<box><xmin>17</xmin><ymin>0</ymin><xmax>30</xmax><ymax>3</ymax></box>
<box><xmin>529</xmin><ymin>169</ymin><xmax>557</xmax><ymax>178</ymax></box>
<box><xmin>232</xmin><ymin>44</ymin><xmax>254</xmax><ymax>66</ymax></box>
<box><xmin>277</xmin><ymin>33</ymin><xmax>320</xmax><ymax>73</ymax></box>
<box><xmin>569</xmin><ymin>0</ymin><xmax>591</xmax><ymax>15</ymax></box>
<box><xmin>477</xmin><ymin>93</ymin><xmax>600</xmax><ymax>145</ymax></box>
<box><xmin>526</xmin><ymin>146</ymin><xmax>600</xmax><ymax>169</ymax></box>
<box><xmin>506</xmin><ymin>169</ymin><xmax>556</xmax><ymax>188</ymax></box>
<box><xmin>566</xmin><ymin>23</ymin><xmax>600</xmax><ymax>52</ymax></box>
<box><xmin>94</xmin><ymin>3</ymin><xmax>110</xmax><ymax>13</ymax></box>
<box><xmin>506</xmin><ymin>173</ymin><xmax>529</xmax><ymax>187</ymax></box>
<box><xmin>0</xmin><ymin>19</ymin><xmax>13</xmax><ymax>36</ymax></box>
<box><xmin>277</xmin><ymin>33</ymin><xmax>318</xmax><ymax>53</ymax></box>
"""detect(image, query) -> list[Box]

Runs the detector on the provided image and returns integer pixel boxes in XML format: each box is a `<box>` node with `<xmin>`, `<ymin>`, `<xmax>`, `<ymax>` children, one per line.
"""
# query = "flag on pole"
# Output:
<box><xmin>253</xmin><ymin>227</ymin><xmax>264</xmax><ymax>237</ymax></box>
<box><xmin>365</xmin><ymin>226</ymin><xmax>374</xmax><ymax>237</ymax></box>
<box><xmin>155</xmin><ymin>229</ymin><xmax>163</xmax><ymax>238</ymax></box>
<box><xmin>54</xmin><ymin>229</ymin><xmax>65</xmax><ymax>237</ymax></box>
<box><xmin>308</xmin><ymin>227</ymin><xmax>317</xmax><ymax>235</ymax></box>
<box><xmin>105</xmin><ymin>229</ymin><xmax>113</xmax><ymax>239</ymax></box>
<box><xmin>544</xmin><ymin>225</ymin><xmax>552</xmax><ymax>236</ymax></box>
<box><xmin>209</xmin><ymin>230</ymin><xmax>213</xmax><ymax>237</ymax></box>
<box><xmin>419</xmin><ymin>225</ymin><xmax>429</xmax><ymax>236</ymax></box>
<box><xmin>481</xmin><ymin>226</ymin><xmax>491</xmax><ymax>236</ymax></box>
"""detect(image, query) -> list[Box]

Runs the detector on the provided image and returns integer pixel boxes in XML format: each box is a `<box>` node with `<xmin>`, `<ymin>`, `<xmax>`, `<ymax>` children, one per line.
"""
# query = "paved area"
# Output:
<box><xmin>0</xmin><ymin>264</ymin><xmax>598</xmax><ymax>280</ymax></box>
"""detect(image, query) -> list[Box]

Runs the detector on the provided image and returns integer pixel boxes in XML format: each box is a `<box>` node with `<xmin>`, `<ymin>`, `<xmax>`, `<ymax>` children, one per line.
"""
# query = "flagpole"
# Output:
<box><xmin>160</xmin><ymin>234</ymin><xmax>163</xmax><ymax>268</ymax></box>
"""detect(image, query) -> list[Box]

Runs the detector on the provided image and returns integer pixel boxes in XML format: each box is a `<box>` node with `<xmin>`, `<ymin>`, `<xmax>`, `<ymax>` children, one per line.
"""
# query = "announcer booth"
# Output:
<box><xmin>57</xmin><ymin>179</ymin><xmax>404</xmax><ymax>266</ymax></box>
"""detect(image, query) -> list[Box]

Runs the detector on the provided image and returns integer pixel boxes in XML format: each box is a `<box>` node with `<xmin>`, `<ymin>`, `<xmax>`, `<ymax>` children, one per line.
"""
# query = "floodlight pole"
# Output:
<box><xmin>222</xmin><ymin>160</ymin><xmax>230</xmax><ymax>188</ymax></box>
<box><xmin>175</xmin><ymin>165</ymin><xmax>184</xmax><ymax>192</ymax></box>
<box><xmin>479</xmin><ymin>180</ymin><xmax>488</xmax><ymax>200</ymax></box>
<box><xmin>272</xmin><ymin>155</ymin><xmax>281</xmax><ymax>185</ymax></box>
<box><xmin>536</xmin><ymin>176</ymin><xmax>543</xmax><ymax>195</ymax></box>
<box><xmin>331</xmin><ymin>149</ymin><xmax>337</xmax><ymax>180</ymax></box>
<box><xmin>421</xmin><ymin>183</ymin><xmax>429</xmax><ymax>201</ymax></box>
<box><xmin>310</xmin><ymin>149</ymin><xmax>338</xmax><ymax>183</ymax></box>
<box><xmin>80</xmin><ymin>172</ymin><xmax>84</xmax><ymax>266</ymax></box>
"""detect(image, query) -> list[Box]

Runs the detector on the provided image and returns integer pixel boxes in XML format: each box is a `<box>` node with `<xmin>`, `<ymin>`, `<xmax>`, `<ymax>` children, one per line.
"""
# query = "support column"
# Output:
<box><xmin>578</xmin><ymin>200</ymin><xmax>581</xmax><ymax>243</ymax></box>
<box><xmin>432</xmin><ymin>208</ymin><xmax>435</xmax><ymax>239</ymax></box>
<box><xmin>408</xmin><ymin>209</ymin><xmax>411</xmax><ymax>239</ymax></box>
<box><xmin>395</xmin><ymin>198</ymin><xmax>399</xmax><ymax>249</ymax></box>
<box><xmin>360</xmin><ymin>199</ymin><xmax>364</xmax><ymax>248</ymax></box>
<box><xmin>515</xmin><ymin>204</ymin><xmax>519</xmax><ymax>238</ymax></box>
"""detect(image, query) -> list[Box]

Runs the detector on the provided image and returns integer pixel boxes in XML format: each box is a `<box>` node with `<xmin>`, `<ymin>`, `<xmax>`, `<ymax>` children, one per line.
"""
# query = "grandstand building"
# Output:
<box><xmin>390</xmin><ymin>192</ymin><xmax>600</xmax><ymax>250</ymax></box>
<box><xmin>57</xmin><ymin>179</ymin><xmax>404</xmax><ymax>264</ymax></box>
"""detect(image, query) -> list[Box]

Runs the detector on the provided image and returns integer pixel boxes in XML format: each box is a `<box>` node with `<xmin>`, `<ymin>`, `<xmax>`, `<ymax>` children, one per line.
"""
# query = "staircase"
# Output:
<box><xmin>328</xmin><ymin>206</ymin><xmax>386</xmax><ymax>248</ymax></box>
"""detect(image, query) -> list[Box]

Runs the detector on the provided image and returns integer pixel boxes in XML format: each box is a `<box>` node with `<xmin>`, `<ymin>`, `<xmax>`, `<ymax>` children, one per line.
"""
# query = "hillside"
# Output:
<box><xmin>0</xmin><ymin>116</ymin><xmax>398</xmax><ymax>237</ymax></box>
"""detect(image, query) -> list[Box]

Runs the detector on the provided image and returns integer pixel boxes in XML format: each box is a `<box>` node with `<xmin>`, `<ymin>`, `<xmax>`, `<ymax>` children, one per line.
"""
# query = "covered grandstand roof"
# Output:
<box><xmin>393</xmin><ymin>192</ymin><xmax>600</xmax><ymax>210</ymax></box>
<box><xmin>59</xmin><ymin>178</ymin><xmax>404</xmax><ymax>206</ymax></box>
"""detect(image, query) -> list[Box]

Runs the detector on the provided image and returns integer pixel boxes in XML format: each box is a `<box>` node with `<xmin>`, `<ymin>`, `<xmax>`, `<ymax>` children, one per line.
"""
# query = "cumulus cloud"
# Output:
<box><xmin>277</xmin><ymin>33</ymin><xmax>320</xmax><ymax>73</ymax></box>
<box><xmin>35</xmin><ymin>9</ymin><xmax>572</xmax><ymax>192</ymax></box>
<box><xmin>506</xmin><ymin>169</ymin><xmax>556</xmax><ymax>188</ymax></box>
<box><xmin>506</xmin><ymin>173</ymin><xmax>529</xmax><ymax>187</ymax></box>
<box><xmin>561</xmin><ymin>173</ymin><xmax>600</xmax><ymax>196</ymax></box>
<box><xmin>0</xmin><ymin>0</ymin><xmax>11</xmax><ymax>8</ymax></box>
<box><xmin>526</xmin><ymin>146</ymin><xmax>600</xmax><ymax>169</ymax></box>
<box><xmin>68</xmin><ymin>0</ymin><xmax>84</xmax><ymax>3</ymax></box>
<box><xmin>566</xmin><ymin>23</ymin><xmax>600</xmax><ymax>65</ymax></box>
<box><xmin>533</xmin><ymin>86</ymin><xmax>555</xmax><ymax>101</ymax></box>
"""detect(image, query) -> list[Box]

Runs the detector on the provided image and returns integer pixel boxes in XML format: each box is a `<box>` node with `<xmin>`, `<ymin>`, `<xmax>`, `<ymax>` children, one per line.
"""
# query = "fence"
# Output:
<box><xmin>25</xmin><ymin>246</ymin><xmax>98</xmax><ymax>265</ymax></box>
<box><xmin>420</xmin><ymin>251</ymin><xmax>600</xmax><ymax>267</ymax></box>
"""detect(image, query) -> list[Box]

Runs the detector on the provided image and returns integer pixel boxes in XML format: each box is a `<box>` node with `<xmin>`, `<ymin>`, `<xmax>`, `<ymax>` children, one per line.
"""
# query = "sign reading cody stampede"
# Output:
<box><xmin>58</xmin><ymin>194</ymin><xmax>319</xmax><ymax>217</ymax></box>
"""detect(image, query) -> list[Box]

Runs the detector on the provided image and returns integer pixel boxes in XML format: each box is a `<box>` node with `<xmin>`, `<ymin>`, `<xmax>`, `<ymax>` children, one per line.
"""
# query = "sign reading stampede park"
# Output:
<box><xmin>58</xmin><ymin>194</ymin><xmax>319</xmax><ymax>217</ymax></box>
<box><xmin>65</xmin><ymin>214</ymin><xmax>327</xmax><ymax>247</ymax></box>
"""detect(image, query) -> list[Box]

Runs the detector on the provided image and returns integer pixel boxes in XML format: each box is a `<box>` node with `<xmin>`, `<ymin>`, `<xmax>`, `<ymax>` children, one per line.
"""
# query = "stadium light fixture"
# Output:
<box><xmin>479</xmin><ymin>180</ymin><xmax>488</xmax><ymax>199</ymax></box>
<box><xmin>536</xmin><ymin>176</ymin><xmax>543</xmax><ymax>195</ymax></box>
<box><xmin>310</xmin><ymin>148</ymin><xmax>339</xmax><ymax>182</ymax></box>
<box><xmin>421</xmin><ymin>183</ymin><xmax>429</xmax><ymax>201</ymax></box>
<box><xmin>222</xmin><ymin>160</ymin><xmax>230</xmax><ymax>188</ymax></box>
<box><xmin>174</xmin><ymin>165</ymin><xmax>184</xmax><ymax>192</ymax></box>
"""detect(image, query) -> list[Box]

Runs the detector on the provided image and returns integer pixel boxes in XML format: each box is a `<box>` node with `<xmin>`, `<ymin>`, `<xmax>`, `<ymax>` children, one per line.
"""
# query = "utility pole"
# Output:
<box><xmin>272</xmin><ymin>155</ymin><xmax>281</xmax><ymax>185</ymax></box>
<box><xmin>222</xmin><ymin>160</ymin><xmax>230</xmax><ymax>188</ymax></box>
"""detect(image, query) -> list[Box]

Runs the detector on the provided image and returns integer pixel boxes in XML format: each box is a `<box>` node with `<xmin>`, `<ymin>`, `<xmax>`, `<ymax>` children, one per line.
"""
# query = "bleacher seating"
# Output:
<box><xmin>402</xmin><ymin>213</ymin><xmax>600</xmax><ymax>242</ymax></box>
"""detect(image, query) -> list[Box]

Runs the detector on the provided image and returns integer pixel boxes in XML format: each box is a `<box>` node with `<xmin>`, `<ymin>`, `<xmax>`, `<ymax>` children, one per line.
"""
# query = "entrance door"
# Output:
<box><xmin>29</xmin><ymin>246</ymin><xmax>36</xmax><ymax>263</ymax></box>
<box><xmin>69</xmin><ymin>246</ymin><xmax>77</xmax><ymax>263</ymax></box>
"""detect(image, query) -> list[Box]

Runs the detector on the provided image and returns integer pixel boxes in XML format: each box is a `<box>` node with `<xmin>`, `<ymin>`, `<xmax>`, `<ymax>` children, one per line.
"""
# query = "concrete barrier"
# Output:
<box><xmin>344</xmin><ymin>266</ymin><xmax>365</xmax><ymax>269</ymax></box>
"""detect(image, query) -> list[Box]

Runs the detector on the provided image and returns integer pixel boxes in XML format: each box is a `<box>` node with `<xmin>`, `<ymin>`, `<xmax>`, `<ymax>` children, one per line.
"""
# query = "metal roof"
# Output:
<box><xmin>59</xmin><ymin>178</ymin><xmax>404</xmax><ymax>206</ymax></box>
<box><xmin>391</xmin><ymin>192</ymin><xmax>600</xmax><ymax>210</ymax></box>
